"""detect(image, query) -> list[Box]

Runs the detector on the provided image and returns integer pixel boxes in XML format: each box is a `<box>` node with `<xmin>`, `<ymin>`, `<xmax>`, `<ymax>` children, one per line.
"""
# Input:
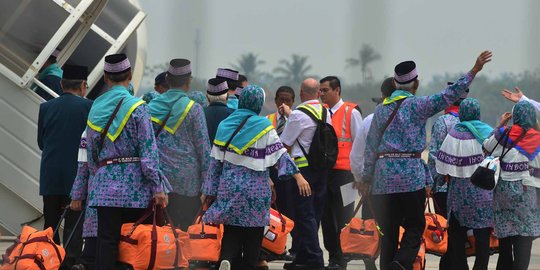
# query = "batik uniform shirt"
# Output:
<box><xmin>152</xmin><ymin>103</ymin><xmax>211</xmax><ymax>197</ymax></box>
<box><xmin>428</xmin><ymin>113</ymin><xmax>459</xmax><ymax>193</ymax></box>
<box><xmin>202</xmin><ymin>138</ymin><xmax>298</xmax><ymax>227</ymax></box>
<box><xmin>70</xmin><ymin>130</ymin><xmax>97</xmax><ymax>238</ymax></box>
<box><xmin>442</xmin><ymin>125</ymin><xmax>494</xmax><ymax>229</ymax></box>
<box><xmin>72</xmin><ymin>105</ymin><xmax>171</xmax><ymax>209</ymax></box>
<box><xmin>362</xmin><ymin>71</ymin><xmax>475</xmax><ymax>195</ymax></box>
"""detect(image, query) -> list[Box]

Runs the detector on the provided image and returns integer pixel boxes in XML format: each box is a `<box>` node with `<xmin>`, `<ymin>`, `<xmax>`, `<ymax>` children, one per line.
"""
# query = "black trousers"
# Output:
<box><xmin>371</xmin><ymin>189</ymin><xmax>426</xmax><ymax>270</ymax></box>
<box><xmin>220</xmin><ymin>225</ymin><xmax>264</xmax><ymax>270</ymax></box>
<box><xmin>291</xmin><ymin>166</ymin><xmax>327</xmax><ymax>267</ymax></box>
<box><xmin>321</xmin><ymin>169</ymin><xmax>355</xmax><ymax>266</ymax></box>
<box><xmin>43</xmin><ymin>195</ymin><xmax>83</xmax><ymax>269</ymax></box>
<box><xmin>361</xmin><ymin>196</ymin><xmax>378</xmax><ymax>270</ymax></box>
<box><xmin>77</xmin><ymin>237</ymin><xmax>97</xmax><ymax>270</ymax></box>
<box><xmin>496</xmin><ymin>236</ymin><xmax>534</xmax><ymax>270</ymax></box>
<box><xmin>96</xmin><ymin>207</ymin><xmax>147</xmax><ymax>270</ymax></box>
<box><xmin>440</xmin><ymin>213</ymin><xmax>491</xmax><ymax>270</ymax></box>
<box><xmin>433</xmin><ymin>191</ymin><xmax>448</xmax><ymax>218</ymax></box>
<box><xmin>272</xmin><ymin>169</ymin><xmax>297</xmax><ymax>254</ymax></box>
<box><xmin>167</xmin><ymin>192</ymin><xmax>202</xmax><ymax>231</ymax></box>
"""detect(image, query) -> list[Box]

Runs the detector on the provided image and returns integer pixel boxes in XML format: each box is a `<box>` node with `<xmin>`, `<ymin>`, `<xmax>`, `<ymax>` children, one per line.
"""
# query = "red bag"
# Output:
<box><xmin>1</xmin><ymin>226</ymin><xmax>65</xmax><ymax>270</ymax></box>
<box><xmin>261</xmin><ymin>208</ymin><xmax>294</xmax><ymax>255</ymax></box>
<box><xmin>423</xmin><ymin>199</ymin><xmax>448</xmax><ymax>256</ymax></box>
<box><xmin>340</xmin><ymin>196</ymin><xmax>382</xmax><ymax>260</ymax></box>
<box><xmin>118</xmin><ymin>205</ymin><xmax>189</xmax><ymax>270</ymax></box>
<box><xmin>465</xmin><ymin>229</ymin><xmax>499</xmax><ymax>257</ymax></box>
<box><xmin>184</xmin><ymin>212</ymin><xmax>223</xmax><ymax>263</ymax></box>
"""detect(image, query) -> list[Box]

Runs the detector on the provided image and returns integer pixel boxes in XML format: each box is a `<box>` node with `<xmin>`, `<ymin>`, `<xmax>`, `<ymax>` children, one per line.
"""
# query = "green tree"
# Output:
<box><xmin>273</xmin><ymin>54</ymin><xmax>313</xmax><ymax>87</ymax></box>
<box><xmin>232</xmin><ymin>53</ymin><xmax>265</xmax><ymax>79</ymax></box>
<box><xmin>347</xmin><ymin>44</ymin><xmax>382</xmax><ymax>82</ymax></box>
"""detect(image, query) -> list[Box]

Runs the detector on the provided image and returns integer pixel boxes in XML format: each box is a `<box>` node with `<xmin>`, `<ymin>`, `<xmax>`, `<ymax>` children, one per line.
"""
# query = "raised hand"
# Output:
<box><xmin>501</xmin><ymin>87</ymin><xmax>524</xmax><ymax>103</ymax></box>
<box><xmin>471</xmin><ymin>51</ymin><xmax>493</xmax><ymax>74</ymax></box>
<box><xmin>498</xmin><ymin>112</ymin><xmax>512</xmax><ymax>127</ymax></box>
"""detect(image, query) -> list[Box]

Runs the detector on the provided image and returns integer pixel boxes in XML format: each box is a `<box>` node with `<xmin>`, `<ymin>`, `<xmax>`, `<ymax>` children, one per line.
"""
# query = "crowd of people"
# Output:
<box><xmin>34</xmin><ymin>49</ymin><xmax>540</xmax><ymax>270</ymax></box>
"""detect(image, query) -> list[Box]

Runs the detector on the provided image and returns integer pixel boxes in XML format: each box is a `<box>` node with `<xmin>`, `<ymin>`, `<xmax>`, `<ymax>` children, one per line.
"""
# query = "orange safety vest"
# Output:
<box><xmin>326</xmin><ymin>101</ymin><xmax>357</xmax><ymax>170</ymax></box>
<box><xmin>266</xmin><ymin>112</ymin><xmax>278</xmax><ymax>128</ymax></box>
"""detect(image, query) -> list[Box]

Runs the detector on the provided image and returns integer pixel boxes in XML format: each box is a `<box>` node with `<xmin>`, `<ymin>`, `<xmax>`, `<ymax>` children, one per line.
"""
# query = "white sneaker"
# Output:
<box><xmin>219</xmin><ymin>260</ymin><xmax>231</xmax><ymax>270</ymax></box>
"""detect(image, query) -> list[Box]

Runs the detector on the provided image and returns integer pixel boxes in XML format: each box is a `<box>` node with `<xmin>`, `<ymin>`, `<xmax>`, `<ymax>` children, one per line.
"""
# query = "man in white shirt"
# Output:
<box><xmin>319</xmin><ymin>76</ymin><xmax>363</xmax><ymax>270</ymax></box>
<box><xmin>280</xmin><ymin>78</ymin><xmax>331</xmax><ymax>270</ymax></box>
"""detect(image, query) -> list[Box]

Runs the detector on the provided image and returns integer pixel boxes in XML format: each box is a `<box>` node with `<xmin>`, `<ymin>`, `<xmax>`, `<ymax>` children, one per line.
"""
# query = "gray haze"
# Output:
<box><xmin>139</xmin><ymin>0</ymin><xmax>537</xmax><ymax>89</ymax></box>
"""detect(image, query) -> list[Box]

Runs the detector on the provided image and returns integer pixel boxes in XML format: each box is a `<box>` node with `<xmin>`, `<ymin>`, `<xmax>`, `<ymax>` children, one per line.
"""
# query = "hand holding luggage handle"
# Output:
<box><xmin>51</xmin><ymin>205</ymin><xmax>85</xmax><ymax>249</ymax></box>
<box><xmin>425</xmin><ymin>198</ymin><xmax>445</xmax><ymax>244</ymax></box>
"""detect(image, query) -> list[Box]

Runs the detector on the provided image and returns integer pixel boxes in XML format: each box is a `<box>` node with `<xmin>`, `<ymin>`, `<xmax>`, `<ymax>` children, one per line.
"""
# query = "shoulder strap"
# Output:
<box><xmin>155</xmin><ymin>111</ymin><xmax>172</xmax><ymax>137</ymax></box>
<box><xmin>500</xmin><ymin>128</ymin><xmax>528</xmax><ymax>160</ymax></box>
<box><xmin>223</xmin><ymin>115</ymin><xmax>252</xmax><ymax>151</ymax></box>
<box><xmin>94</xmin><ymin>98</ymin><xmax>125</xmax><ymax>162</ymax></box>
<box><xmin>297</xmin><ymin>106</ymin><xmax>323</xmax><ymax>123</ymax></box>
<box><xmin>381</xmin><ymin>98</ymin><xmax>405</xmax><ymax>135</ymax></box>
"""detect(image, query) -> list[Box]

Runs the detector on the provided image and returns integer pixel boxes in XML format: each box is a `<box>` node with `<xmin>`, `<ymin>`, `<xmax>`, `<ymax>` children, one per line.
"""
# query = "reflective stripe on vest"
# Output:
<box><xmin>294</xmin><ymin>156</ymin><xmax>309</xmax><ymax>168</ymax></box>
<box><xmin>329</xmin><ymin>101</ymin><xmax>356</xmax><ymax>170</ymax></box>
<box><xmin>267</xmin><ymin>112</ymin><xmax>278</xmax><ymax>128</ymax></box>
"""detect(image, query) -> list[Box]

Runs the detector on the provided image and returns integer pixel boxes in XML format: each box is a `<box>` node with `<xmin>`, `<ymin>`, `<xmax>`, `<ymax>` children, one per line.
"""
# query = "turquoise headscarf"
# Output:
<box><xmin>148</xmin><ymin>89</ymin><xmax>195</xmax><ymax>134</ymax></box>
<box><xmin>38</xmin><ymin>63</ymin><xmax>63</xmax><ymax>80</ymax></box>
<box><xmin>455</xmin><ymin>98</ymin><xmax>493</xmax><ymax>143</ymax></box>
<box><xmin>227</xmin><ymin>95</ymin><xmax>239</xmax><ymax>109</ymax></box>
<box><xmin>87</xmin><ymin>85</ymin><xmax>145</xmax><ymax>142</ymax></box>
<box><xmin>188</xmin><ymin>91</ymin><xmax>209</xmax><ymax>108</ymax></box>
<box><xmin>513</xmin><ymin>100</ymin><xmax>536</xmax><ymax>130</ymax></box>
<box><xmin>214</xmin><ymin>85</ymin><xmax>273</xmax><ymax>154</ymax></box>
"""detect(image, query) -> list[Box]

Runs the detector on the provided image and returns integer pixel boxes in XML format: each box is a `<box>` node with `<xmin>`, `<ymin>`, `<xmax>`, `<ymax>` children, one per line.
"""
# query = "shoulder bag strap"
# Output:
<box><xmin>500</xmin><ymin>128</ymin><xmax>528</xmax><ymax>160</ymax></box>
<box><xmin>223</xmin><ymin>115</ymin><xmax>252</xmax><ymax>152</ymax></box>
<box><xmin>155</xmin><ymin>111</ymin><xmax>172</xmax><ymax>137</ymax></box>
<box><xmin>94</xmin><ymin>98</ymin><xmax>125</xmax><ymax>162</ymax></box>
<box><xmin>295</xmin><ymin>106</ymin><xmax>324</xmax><ymax>157</ymax></box>
<box><xmin>381</xmin><ymin>98</ymin><xmax>406</xmax><ymax>136</ymax></box>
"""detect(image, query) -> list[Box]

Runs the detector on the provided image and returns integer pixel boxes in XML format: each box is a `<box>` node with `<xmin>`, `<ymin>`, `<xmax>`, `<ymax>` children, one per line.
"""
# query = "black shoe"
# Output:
<box><xmin>283</xmin><ymin>263</ymin><xmax>294</xmax><ymax>270</ymax></box>
<box><xmin>283</xmin><ymin>252</ymin><xmax>296</xmax><ymax>262</ymax></box>
<box><xmin>325</xmin><ymin>262</ymin><xmax>344</xmax><ymax>270</ymax></box>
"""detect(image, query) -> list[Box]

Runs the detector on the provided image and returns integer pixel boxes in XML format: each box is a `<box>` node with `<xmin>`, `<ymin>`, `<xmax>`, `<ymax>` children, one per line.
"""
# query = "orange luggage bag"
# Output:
<box><xmin>261</xmin><ymin>208</ymin><xmax>294</xmax><ymax>256</ymax></box>
<box><xmin>184</xmin><ymin>211</ymin><xmax>223</xmax><ymax>263</ymax></box>
<box><xmin>423</xmin><ymin>198</ymin><xmax>448</xmax><ymax>256</ymax></box>
<box><xmin>340</xmin><ymin>196</ymin><xmax>382</xmax><ymax>260</ymax></box>
<box><xmin>1</xmin><ymin>226</ymin><xmax>65</xmax><ymax>270</ymax></box>
<box><xmin>118</xmin><ymin>205</ymin><xmax>189</xmax><ymax>270</ymax></box>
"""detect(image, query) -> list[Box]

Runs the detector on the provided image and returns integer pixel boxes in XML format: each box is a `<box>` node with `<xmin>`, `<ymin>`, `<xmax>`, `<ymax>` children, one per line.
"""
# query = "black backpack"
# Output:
<box><xmin>297</xmin><ymin>106</ymin><xmax>338</xmax><ymax>171</ymax></box>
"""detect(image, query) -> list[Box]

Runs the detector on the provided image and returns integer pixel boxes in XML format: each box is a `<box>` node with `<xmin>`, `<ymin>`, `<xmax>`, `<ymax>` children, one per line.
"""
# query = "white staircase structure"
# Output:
<box><xmin>0</xmin><ymin>0</ymin><xmax>147</xmax><ymax>236</ymax></box>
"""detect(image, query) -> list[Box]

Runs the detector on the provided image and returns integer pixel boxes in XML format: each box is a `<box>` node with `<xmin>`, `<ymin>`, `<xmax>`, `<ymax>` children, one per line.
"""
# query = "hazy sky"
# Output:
<box><xmin>139</xmin><ymin>0</ymin><xmax>535</xmax><ymax>87</ymax></box>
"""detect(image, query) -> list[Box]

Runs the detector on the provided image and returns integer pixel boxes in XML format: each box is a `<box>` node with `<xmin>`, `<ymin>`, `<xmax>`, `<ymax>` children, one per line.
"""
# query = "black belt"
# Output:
<box><xmin>99</xmin><ymin>157</ymin><xmax>140</xmax><ymax>168</ymax></box>
<box><xmin>378</xmin><ymin>152</ymin><xmax>421</xmax><ymax>159</ymax></box>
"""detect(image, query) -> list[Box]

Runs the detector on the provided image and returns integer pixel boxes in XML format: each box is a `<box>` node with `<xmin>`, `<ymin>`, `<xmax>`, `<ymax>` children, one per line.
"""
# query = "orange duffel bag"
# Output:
<box><xmin>118</xmin><ymin>205</ymin><xmax>189</xmax><ymax>270</ymax></box>
<box><xmin>424</xmin><ymin>198</ymin><xmax>448</xmax><ymax>256</ymax></box>
<box><xmin>261</xmin><ymin>208</ymin><xmax>294</xmax><ymax>256</ymax></box>
<box><xmin>1</xmin><ymin>226</ymin><xmax>65</xmax><ymax>270</ymax></box>
<box><xmin>340</xmin><ymin>196</ymin><xmax>382</xmax><ymax>260</ymax></box>
<box><xmin>184</xmin><ymin>211</ymin><xmax>223</xmax><ymax>263</ymax></box>
<box><xmin>465</xmin><ymin>229</ymin><xmax>499</xmax><ymax>257</ymax></box>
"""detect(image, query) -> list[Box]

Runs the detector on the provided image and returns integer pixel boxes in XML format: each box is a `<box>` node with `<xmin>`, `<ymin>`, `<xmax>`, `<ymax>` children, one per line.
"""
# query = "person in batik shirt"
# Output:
<box><xmin>71</xmin><ymin>54</ymin><xmax>170</xmax><ymax>270</ymax></box>
<box><xmin>436</xmin><ymin>98</ymin><xmax>494</xmax><ymax>270</ymax></box>
<box><xmin>149</xmin><ymin>58</ymin><xmax>210</xmax><ymax>231</ymax></box>
<box><xmin>359</xmin><ymin>51</ymin><xmax>492</xmax><ymax>270</ymax></box>
<box><xmin>202</xmin><ymin>85</ymin><xmax>309</xmax><ymax>270</ymax></box>
<box><xmin>483</xmin><ymin>101</ymin><xmax>540</xmax><ymax>270</ymax></box>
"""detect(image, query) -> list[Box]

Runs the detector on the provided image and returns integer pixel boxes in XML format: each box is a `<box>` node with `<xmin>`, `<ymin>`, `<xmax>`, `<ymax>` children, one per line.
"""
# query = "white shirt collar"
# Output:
<box><xmin>298</xmin><ymin>99</ymin><xmax>321</xmax><ymax>106</ymax></box>
<box><xmin>330</xmin><ymin>99</ymin><xmax>344</xmax><ymax>112</ymax></box>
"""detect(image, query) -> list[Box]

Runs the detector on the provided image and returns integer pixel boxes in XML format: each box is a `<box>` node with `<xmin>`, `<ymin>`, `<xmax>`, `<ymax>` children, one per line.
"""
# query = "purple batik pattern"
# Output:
<box><xmin>202</xmin><ymin>152</ymin><xmax>298</xmax><ymax>227</ymax></box>
<box><xmin>428</xmin><ymin>113</ymin><xmax>459</xmax><ymax>192</ymax></box>
<box><xmin>154</xmin><ymin>103</ymin><xmax>210</xmax><ymax>197</ymax></box>
<box><xmin>86</xmin><ymin>105</ymin><xmax>171</xmax><ymax>208</ymax></box>
<box><xmin>70</xmin><ymin>161</ymin><xmax>97</xmax><ymax>237</ymax></box>
<box><xmin>362</xmin><ymin>71</ymin><xmax>475</xmax><ymax>195</ymax></box>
